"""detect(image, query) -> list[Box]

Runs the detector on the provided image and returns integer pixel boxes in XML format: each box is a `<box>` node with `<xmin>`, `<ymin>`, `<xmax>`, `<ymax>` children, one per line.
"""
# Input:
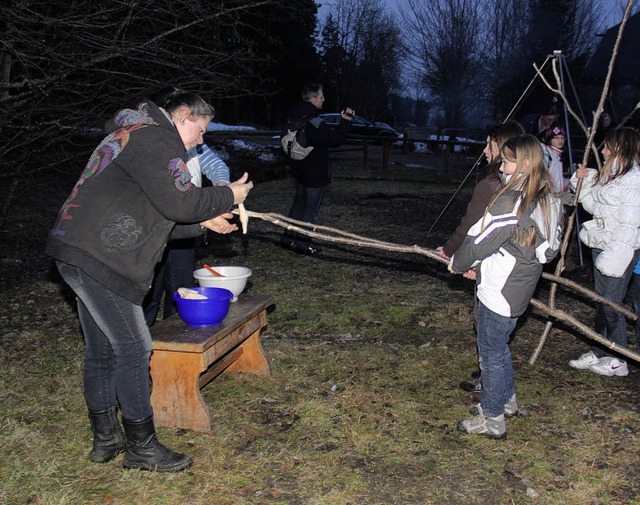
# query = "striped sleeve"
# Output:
<box><xmin>197</xmin><ymin>143</ymin><xmax>230</xmax><ymax>185</ymax></box>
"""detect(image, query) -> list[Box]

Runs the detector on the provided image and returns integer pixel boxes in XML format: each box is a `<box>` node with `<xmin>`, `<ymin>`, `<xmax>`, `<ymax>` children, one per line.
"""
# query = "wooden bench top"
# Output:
<box><xmin>151</xmin><ymin>294</ymin><xmax>275</xmax><ymax>353</ymax></box>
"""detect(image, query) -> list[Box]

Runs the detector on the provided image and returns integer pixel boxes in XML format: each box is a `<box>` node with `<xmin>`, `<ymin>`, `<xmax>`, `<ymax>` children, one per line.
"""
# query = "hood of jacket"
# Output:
<box><xmin>528</xmin><ymin>194</ymin><xmax>563</xmax><ymax>264</ymax></box>
<box><xmin>104</xmin><ymin>100</ymin><xmax>174</xmax><ymax>135</ymax></box>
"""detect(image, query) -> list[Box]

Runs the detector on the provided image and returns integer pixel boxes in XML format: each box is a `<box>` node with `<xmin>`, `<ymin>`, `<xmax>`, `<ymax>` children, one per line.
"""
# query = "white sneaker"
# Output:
<box><xmin>457</xmin><ymin>414</ymin><xmax>506</xmax><ymax>440</ymax></box>
<box><xmin>569</xmin><ymin>351</ymin><xmax>599</xmax><ymax>370</ymax></box>
<box><xmin>589</xmin><ymin>357</ymin><xmax>629</xmax><ymax>377</ymax></box>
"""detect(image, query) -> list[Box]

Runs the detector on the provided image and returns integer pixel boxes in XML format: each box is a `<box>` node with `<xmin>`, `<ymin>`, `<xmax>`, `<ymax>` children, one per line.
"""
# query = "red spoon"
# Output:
<box><xmin>203</xmin><ymin>264</ymin><xmax>224</xmax><ymax>277</ymax></box>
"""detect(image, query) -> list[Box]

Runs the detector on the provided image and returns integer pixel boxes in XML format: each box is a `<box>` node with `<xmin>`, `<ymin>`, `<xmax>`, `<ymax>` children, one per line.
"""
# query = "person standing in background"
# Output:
<box><xmin>144</xmin><ymin>142</ymin><xmax>231</xmax><ymax>326</ymax></box>
<box><xmin>594</xmin><ymin>112</ymin><xmax>615</xmax><ymax>148</ymax></box>
<box><xmin>280</xmin><ymin>83</ymin><xmax>353</xmax><ymax>255</ymax></box>
<box><xmin>521</xmin><ymin>112</ymin><xmax>559</xmax><ymax>142</ymax></box>
<box><xmin>542</xmin><ymin>125</ymin><xmax>570</xmax><ymax>194</ymax></box>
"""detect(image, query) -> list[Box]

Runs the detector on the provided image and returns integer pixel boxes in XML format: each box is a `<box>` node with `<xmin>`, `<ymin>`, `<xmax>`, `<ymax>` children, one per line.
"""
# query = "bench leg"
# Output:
<box><xmin>225</xmin><ymin>329</ymin><xmax>271</xmax><ymax>376</ymax></box>
<box><xmin>150</xmin><ymin>351</ymin><xmax>211</xmax><ymax>432</ymax></box>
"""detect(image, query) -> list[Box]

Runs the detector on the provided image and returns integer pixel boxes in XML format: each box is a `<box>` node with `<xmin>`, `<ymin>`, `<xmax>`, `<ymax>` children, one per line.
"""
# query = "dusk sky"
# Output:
<box><xmin>318</xmin><ymin>0</ymin><xmax>630</xmax><ymax>30</ymax></box>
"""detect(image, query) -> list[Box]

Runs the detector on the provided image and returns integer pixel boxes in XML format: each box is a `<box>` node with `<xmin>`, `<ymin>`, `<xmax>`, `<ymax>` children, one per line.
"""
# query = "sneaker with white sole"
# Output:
<box><xmin>589</xmin><ymin>357</ymin><xmax>629</xmax><ymax>377</ymax></box>
<box><xmin>569</xmin><ymin>351</ymin><xmax>600</xmax><ymax>370</ymax></box>
<box><xmin>457</xmin><ymin>414</ymin><xmax>506</xmax><ymax>440</ymax></box>
<box><xmin>469</xmin><ymin>394</ymin><xmax>518</xmax><ymax>418</ymax></box>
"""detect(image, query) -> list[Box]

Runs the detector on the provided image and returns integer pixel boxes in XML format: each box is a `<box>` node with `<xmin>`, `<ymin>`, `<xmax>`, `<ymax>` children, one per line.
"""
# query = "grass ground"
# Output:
<box><xmin>1</xmin><ymin>158</ymin><xmax>639</xmax><ymax>504</ymax></box>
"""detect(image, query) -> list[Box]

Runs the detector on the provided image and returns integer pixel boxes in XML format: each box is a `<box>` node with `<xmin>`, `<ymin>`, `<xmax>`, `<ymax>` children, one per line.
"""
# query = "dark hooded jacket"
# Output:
<box><xmin>287</xmin><ymin>101</ymin><xmax>351</xmax><ymax>187</ymax></box>
<box><xmin>46</xmin><ymin>100</ymin><xmax>234</xmax><ymax>303</ymax></box>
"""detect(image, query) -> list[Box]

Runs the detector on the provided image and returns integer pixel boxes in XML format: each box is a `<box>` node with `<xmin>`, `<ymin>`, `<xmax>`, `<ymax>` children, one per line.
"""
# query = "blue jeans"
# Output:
<box><xmin>634</xmin><ymin>273</ymin><xmax>640</xmax><ymax>342</ymax></box>
<box><xmin>591</xmin><ymin>248</ymin><xmax>640</xmax><ymax>358</ymax></box>
<box><xmin>282</xmin><ymin>180</ymin><xmax>325</xmax><ymax>246</ymax></box>
<box><xmin>144</xmin><ymin>239</ymin><xmax>196</xmax><ymax>326</ymax></box>
<box><xmin>57</xmin><ymin>262</ymin><xmax>153</xmax><ymax>421</ymax></box>
<box><xmin>477</xmin><ymin>301</ymin><xmax>518</xmax><ymax>418</ymax></box>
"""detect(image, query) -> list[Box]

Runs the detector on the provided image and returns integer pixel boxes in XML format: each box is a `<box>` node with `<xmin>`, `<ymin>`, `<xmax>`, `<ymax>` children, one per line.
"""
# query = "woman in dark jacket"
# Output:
<box><xmin>47</xmin><ymin>90</ymin><xmax>253</xmax><ymax>472</ymax></box>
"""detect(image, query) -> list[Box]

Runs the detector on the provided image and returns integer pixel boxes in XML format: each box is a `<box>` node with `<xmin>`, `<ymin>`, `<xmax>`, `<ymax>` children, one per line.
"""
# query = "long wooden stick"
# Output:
<box><xmin>530</xmin><ymin>299</ymin><xmax>640</xmax><ymax>363</ymax></box>
<box><xmin>541</xmin><ymin>272</ymin><xmax>636</xmax><ymax>320</ymax></box>
<box><xmin>233</xmin><ymin>208</ymin><xmax>638</xmax><ymax>362</ymax></box>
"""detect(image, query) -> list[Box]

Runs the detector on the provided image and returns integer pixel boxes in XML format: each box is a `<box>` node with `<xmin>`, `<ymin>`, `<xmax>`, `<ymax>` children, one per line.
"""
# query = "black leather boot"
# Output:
<box><xmin>122</xmin><ymin>416</ymin><xmax>193</xmax><ymax>472</ymax></box>
<box><xmin>88</xmin><ymin>406</ymin><xmax>126</xmax><ymax>463</ymax></box>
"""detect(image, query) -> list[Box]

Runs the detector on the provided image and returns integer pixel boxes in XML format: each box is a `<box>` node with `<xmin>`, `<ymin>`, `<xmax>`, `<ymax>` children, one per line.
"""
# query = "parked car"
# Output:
<box><xmin>319</xmin><ymin>113</ymin><xmax>401</xmax><ymax>141</ymax></box>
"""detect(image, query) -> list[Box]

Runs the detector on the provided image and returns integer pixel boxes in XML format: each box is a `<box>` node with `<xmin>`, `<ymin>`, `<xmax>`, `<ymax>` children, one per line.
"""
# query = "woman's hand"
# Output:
<box><xmin>228</xmin><ymin>172</ymin><xmax>253</xmax><ymax>205</ymax></box>
<box><xmin>200</xmin><ymin>213</ymin><xmax>237</xmax><ymax>234</ymax></box>
<box><xmin>575</xmin><ymin>164</ymin><xmax>589</xmax><ymax>179</ymax></box>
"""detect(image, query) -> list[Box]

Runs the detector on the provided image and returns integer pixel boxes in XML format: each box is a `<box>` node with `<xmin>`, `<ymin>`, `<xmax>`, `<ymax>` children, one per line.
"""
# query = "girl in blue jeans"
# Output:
<box><xmin>449</xmin><ymin>135</ymin><xmax>563</xmax><ymax>439</ymax></box>
<box><xmin>634</xmin><ymin>258</ymin><xmax>640</xmax><ymax>343</ymax></box>
<box><xmin>568</xmin><ymin>127</ymin><xmax>640</xmax><ymax>376</ymax></box>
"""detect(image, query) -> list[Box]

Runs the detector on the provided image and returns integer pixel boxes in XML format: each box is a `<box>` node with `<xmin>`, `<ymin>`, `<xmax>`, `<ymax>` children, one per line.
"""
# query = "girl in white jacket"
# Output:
<box><xmin>568</xmin><ymin>127</ymin><xmax>640</xmax><ymax>377</ymax></box>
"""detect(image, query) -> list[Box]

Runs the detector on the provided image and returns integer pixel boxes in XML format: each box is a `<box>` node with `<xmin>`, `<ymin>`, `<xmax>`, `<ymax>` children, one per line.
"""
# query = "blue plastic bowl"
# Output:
<box><xmin>172</xmin><ymin>287</ymin><xmax>233</xmax><ymax>327</ymax></box>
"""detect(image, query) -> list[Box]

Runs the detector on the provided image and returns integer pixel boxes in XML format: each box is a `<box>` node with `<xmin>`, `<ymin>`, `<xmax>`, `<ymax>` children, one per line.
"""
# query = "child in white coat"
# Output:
<box><xmin>543</xmin><ymin>125</ymin><xmax>569</xmax><ymax>193</ymax></box>
<box><xmin>568</xmin><ymin>127</ymin><xmax>640</xmax><ymax>376</ymax></box>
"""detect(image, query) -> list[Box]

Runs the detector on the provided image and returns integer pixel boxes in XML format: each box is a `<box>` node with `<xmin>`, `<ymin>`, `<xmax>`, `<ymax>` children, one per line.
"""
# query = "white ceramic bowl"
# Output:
<box><xmin>193</xmin><ymin>266</ymin><xmax>252</xmax><ymax>302</ymax></box>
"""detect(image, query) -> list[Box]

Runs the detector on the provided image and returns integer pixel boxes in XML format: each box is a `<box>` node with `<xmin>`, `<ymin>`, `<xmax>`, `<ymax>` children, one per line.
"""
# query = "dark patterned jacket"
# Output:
<box><xmin>46</xmin><ymin>100</ymin><xmax>233</xmax><ymax>303</ymax></box>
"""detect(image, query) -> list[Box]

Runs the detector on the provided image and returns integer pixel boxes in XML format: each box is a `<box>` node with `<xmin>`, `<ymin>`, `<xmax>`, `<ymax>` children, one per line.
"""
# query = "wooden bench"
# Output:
<box><xmin>150</xmin><ymin>294</ymin><xmax>275</xmax><ymax>432</ymax></box>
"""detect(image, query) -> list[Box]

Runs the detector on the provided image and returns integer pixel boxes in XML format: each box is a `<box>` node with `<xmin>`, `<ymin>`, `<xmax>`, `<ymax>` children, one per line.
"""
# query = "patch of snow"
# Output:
<box><xmin>229</xmin><ymin>139</ymin><xmax>259</xmax><ymax>151</ymax></box>
<box><xmin>258</xmin><ymin>152</ymin><xmax>277</xmax><ymax>162</ymax></box>
<box><xmin>207</xmin><ymin>122</ymin><xmax>256</xmax><ymax>132</ymax></box>
<box><xmin>413</xmin><ymin>142</ymin><xmax>431</xmax><ymax>154</ymax></box>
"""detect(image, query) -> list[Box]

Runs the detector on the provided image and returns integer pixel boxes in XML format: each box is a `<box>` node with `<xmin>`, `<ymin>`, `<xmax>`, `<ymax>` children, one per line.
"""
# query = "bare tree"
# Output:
<box><xmin>478</xmin><ymin>0</ymin><xmax>530</xmax><ymax>116</ymax></box>
<box><xmin>319</xmin><ymin>0</ymin><xmax>401</xmax><ymax>120</ymax></box>
<box><xmin>487</xmin><ymin>0</ymin><xmax>604</xmax><ymax>121</ymax></box>
<box><xmin>0</xmin><ymin>0</ymin><xmax>317</xmax><ymax>183</ymax></box>
<box><xmin>401</xmin><ymin>0</ymin><xmax>484</xmax><ymax>126</ymax></box>
<box><xmin>400</xmin><ymin>0</ymin><xmax>606</xmax><ymax>126</ymax></box>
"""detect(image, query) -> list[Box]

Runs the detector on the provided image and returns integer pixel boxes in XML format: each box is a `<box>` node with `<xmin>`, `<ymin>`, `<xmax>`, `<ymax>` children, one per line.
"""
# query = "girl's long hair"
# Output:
<box><xmin>484</xmin><ymin>121</ymin><xmax>526</xmax><ymax>175</ymax></box>
<box><xmin>485</xmin><ymin>134</ymin><xmax>555</xmax><ymax>247</ymax></box>
<box><xmin>595</xmin><ymin>127</ymin><xmax>640</xmax><ymax>185</ymax></box>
